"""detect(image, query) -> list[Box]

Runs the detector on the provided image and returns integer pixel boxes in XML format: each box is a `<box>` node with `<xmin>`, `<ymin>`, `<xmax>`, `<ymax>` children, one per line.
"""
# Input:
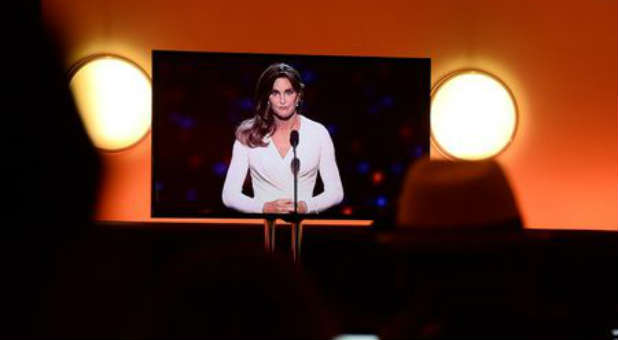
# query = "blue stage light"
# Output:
<box><xmin>357</xmin><ymin>162</ymin><xmax>370</xmax><ymax>174</ymax></box>
<box><xmin>327</xmin><ymin>124</ymin><xmax>337</xmax><ymax>135</ymax></box>
<box><xmin>179</xmin><ymin>117</ymin><xmax>195</xmax><ymax>129</ymax></box>
<box><xmin>376</xmin><ymin>196</ymin><xmax>387</xmax><ymax>207</ymax></box>
<box><xmin>213</xmin><ymin>162</ymin><xmax>228</xmax><ymax>177</ymax></box>
<box><xmin>381</xmin><ymin>96</ymin><xmax>394</xmax><ymax>108</ymax></box>
<box><xmin>301</xmin><ymin>70</ymin><xmax>316</xmax><ymax>84</ymax></box>
<box><xmin>414</xmin><ymin>145</ymin><xmax>424</xmax><ymax>157</ymax></box>
<box><xmin>391</xmin><ymin>163</ymin><xmax>404</xmax><ymax>175</ymax></box>
<box><xmin>170</xmin><ymin>112</ymin><xmax>195</xmax><ymax>129</ymax></box>
<box><xmin>408</xmin><ymin>146</ymin><xmax>425</xmax><ymax>158</ymax></box>
<box><xmin>239</xmin><ymin>97</ymin><xmax>253</xmax><ymax>110</ymax></box>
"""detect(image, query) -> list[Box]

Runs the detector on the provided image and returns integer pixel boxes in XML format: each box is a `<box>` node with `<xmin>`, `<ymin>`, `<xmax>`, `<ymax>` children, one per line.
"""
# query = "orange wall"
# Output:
<box><xmin>42</xmin><ymin>0</ymin><xmax>617</xmax><ymax>230</ymax></box>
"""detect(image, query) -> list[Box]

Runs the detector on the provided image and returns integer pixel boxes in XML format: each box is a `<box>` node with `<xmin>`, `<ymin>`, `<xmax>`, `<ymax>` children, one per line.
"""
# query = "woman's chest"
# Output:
<box><xmin>247</xmin><ymin>141</ymin><xmax>320</xmax><ymax>174</ymax></box>
<box><xmin>270</xmin><ymin>134</ymin><xmax>291</xmax><ymax>158</ymax></box>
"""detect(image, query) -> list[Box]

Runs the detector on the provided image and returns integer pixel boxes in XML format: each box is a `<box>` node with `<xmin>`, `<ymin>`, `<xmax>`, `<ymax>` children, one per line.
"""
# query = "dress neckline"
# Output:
<box><xmin>267</xmin><ymin>115</ymin><xmax>303</xmax><ymax>160</ymax></box>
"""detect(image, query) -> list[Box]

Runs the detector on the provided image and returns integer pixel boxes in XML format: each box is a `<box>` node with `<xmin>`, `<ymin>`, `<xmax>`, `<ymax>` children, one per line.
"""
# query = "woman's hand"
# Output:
<box><xmin>263</xmin><ymin>199</ymin><xmax>308</xmax><ymax>213</ymax></box>
<box><xmin>263</xmin><ymin>199</ymin><xmax>293</xmax><ymax>213</ymax></box>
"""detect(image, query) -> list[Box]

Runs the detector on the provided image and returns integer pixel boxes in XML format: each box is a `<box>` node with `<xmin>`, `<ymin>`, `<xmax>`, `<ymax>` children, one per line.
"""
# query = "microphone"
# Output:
<box><xmin>290</xmin><ymin>129</ymin><xmax>300</xmax><ymax>175</ymax></box>
<box><xmin>290</xmin><ymin>130</ymin><xmax>300</xmax><ymax>174</ymax></box>
<box><xmin>290</xmin><ymin>130</ymin><xmax>299</xmax><ymax>148</ymax></box>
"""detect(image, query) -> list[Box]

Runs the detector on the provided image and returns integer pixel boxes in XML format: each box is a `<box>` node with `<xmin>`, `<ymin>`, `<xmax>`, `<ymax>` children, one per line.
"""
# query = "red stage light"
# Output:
<box><xmin>372</xmin><ymin>171</ymin><xmax>384</xmax><ymax>185</ymax></box>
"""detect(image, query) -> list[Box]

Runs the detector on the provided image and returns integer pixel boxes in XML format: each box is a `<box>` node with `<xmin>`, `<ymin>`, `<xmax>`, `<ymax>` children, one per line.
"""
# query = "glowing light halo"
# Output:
<box><xmin>430</xmin><ymin>69</ymin><xmax>518</xmax><ymax>160</ymax></box>
<box><xmin>69</xmin><ymin>54</ymin><xmax>151</xmax><ymax>151</ymax></box>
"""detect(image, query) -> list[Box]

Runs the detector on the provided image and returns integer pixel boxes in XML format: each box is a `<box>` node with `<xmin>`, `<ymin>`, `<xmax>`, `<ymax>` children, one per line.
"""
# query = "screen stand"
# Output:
<box><xmin>264</xmin><ymin>219</ymin><xmax>276</xmax><ymax>252</ymax></box>
<box><xmin>291</xmin><ymin>219</ymin><xmax>303</xmax><ymax>264</ymax></box>
<box><xmin>274</xmin><ymin>214</ymin><xmax>304</xmax><ymax>264</ymax></box>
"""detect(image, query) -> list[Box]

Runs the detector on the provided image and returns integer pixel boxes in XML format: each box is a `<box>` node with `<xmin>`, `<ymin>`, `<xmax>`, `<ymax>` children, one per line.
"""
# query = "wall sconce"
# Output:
<box><xmin>430</xmin><ymin>69</ymin><xmax>518</xmax><ymax>160</ymax></box>
<box><xmin>69</xmin><ymin>54</ymin><xmax>151</xmax><ymax>151</ymax></box>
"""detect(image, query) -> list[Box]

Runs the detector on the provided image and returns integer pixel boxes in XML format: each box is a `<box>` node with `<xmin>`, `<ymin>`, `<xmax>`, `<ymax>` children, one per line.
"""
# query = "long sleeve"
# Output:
<box><xmin>304</xmin><ymin>127</ymin><xmax>344</xmax><ymax>213</ymax></box>
<box><xmin>221</xmin><ymin>140</ymin><xmax>264</xmax><ymax>213</ymax></box>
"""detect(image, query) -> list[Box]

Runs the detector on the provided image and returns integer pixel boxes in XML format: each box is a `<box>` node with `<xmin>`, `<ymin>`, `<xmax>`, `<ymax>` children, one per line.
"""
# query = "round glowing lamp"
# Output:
<box><xmin>69</xmin><ymin>55</ymin><xmax>151</xmax><ymax>151</ymax></box>
<box><xmin>431</xmin><ymin>70</ymin><xmax>518</xmax><ymax>160</ymax></box>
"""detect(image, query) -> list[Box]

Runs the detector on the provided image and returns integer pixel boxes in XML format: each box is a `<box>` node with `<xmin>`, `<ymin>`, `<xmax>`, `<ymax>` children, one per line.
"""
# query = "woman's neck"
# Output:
<box><xmin>274</xmin><ymin>113</ymin><xmax>300</xmax><ymax>132</ymax></box>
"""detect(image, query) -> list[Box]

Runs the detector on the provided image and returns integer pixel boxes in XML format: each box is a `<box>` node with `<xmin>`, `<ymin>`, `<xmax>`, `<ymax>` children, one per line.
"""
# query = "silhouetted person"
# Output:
<box><xmin>380</xmin><ymin>159</ymin><xmax>616</xmax><ymax>338</ymax></box>
<box><xmin>381</xmin><ymin>159</ymin><xmax>531</xmax><ymax>339</ymax></box>
<box><xmin>397</xmin><ymin>158</ymin><xmax>522</xmax><ymax>230</ymax></box>
<box><xmin>2</xmin><ymin>2</ymin><xmax>100</xmax><ymax>337</ymax></box>
<box><xmin>150</xmin><ymin>246</ymin><xmax>338</xmax><ymax>339</ymax></box>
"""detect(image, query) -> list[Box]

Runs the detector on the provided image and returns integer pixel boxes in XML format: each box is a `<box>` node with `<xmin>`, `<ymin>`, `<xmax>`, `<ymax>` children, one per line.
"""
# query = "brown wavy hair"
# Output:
<box><xmin>236</xmin><ymin>63</ymin><xmax>305</xmax><ymax>147</ymax></box>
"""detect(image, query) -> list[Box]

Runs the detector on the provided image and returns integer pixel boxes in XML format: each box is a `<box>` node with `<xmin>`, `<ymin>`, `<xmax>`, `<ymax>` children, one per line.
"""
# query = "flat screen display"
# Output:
<box><xmin>152</xmin><ymin>50</ymin><xmax>430</xmax><ymax>225</ymax></box>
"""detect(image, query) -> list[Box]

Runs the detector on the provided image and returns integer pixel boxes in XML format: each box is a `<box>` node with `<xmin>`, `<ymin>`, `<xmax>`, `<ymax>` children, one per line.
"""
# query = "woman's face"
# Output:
<box><xmin>268</xmin><ymin>77</ymin><xmax>299</xmax><ymax>119</ymax></box>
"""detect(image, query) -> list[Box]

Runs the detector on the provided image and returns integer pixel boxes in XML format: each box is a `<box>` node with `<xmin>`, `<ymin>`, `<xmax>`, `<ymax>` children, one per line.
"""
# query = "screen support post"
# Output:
<box><xmin>263</xmin><ymin>216</ymin><xmax>303</xmax><ymax>263</ymax></box>
<box><xmin>285</xmin><ymin>214</ymin><xmax>303</xmax><ymax>264</ymax></box>
<box><xmin>264</xmin><ymin>219</ymin><xmax>275</xmax><ymax>252</ymax></box>
<box><xmin>291</xmin><ymin>218</ymin><xmax>302</xmax><ymax>263</ymax></box>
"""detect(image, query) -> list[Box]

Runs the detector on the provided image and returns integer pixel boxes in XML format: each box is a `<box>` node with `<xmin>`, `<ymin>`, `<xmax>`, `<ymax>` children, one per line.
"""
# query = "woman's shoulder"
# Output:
<box><xmin>232</xmin><ymin>138</ymin><xmax>249</xmax><ymax>150</ymax></box>
<box><xmin>235</xmin><ymin>118</ymin><xmax>271</xmax><ymax>148</ymax></box>
<box><xmin>237</xmin><ymin>118</ymin><xmax>255</xmax><ymax>132</ymax></box>
<box><xmin>300</xmin><ymin>115</ymin><xmax>329</xmax><ymax>135</ymax></box>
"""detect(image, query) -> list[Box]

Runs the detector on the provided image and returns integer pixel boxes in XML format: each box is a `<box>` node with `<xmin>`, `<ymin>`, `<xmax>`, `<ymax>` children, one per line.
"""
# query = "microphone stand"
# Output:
<box><xmin>293</xmin><ymin>147</ymin><xmax>298</xmax><ymax>215</ymax></box>
<box><xmin>290</xmin><ymin>130</ymin><xmax>302</xmax><ymax>263</ymax></box>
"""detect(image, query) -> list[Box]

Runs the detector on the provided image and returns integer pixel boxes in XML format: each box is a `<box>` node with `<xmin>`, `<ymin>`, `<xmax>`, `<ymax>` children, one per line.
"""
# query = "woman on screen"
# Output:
<box><xmin>222</xmin><ymin>63</ymin><xmax>343</xmax><ymax>214</ymax></box>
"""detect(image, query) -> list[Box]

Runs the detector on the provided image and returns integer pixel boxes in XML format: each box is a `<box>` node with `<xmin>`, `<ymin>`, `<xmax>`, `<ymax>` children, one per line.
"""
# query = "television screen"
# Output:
<box><xmin>152</xmin><ymin>50</ymin><xmax>430</xmax><ymax>225</ymax></box>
